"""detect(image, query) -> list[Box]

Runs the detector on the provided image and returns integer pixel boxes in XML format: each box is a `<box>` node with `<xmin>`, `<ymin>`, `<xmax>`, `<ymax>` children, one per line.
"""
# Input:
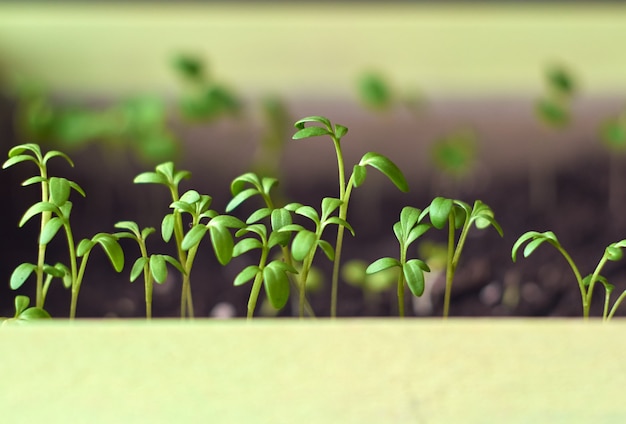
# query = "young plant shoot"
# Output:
<box><xmin>1</xmin><ymin>295</ymin><xmax>51</xmax><ymax>325</ymax></box>
<box><xmin>512</xmin><ymin>231</ymin><xmax>626</xmax><ymax>320</ymax></box>
<box><xmin>366</xmin><ymin>206</ymin><xmax>431</xmax><ymax>317</ymax></box>
<box><xmin>114</xmin><ymin>221</ymin><xmax>184</xmax><ymax>319</ymax></box>
<box><xmin>420</xmin><ymin>197</ymin><xmax>503</xmax><ymax>318</ymax></box>
<box><xmin>292</xmin><ymin>116</ymin><xmax>409</xmax><ymax>317</ymax></box>
<box><xmin>4</xmin><ymin>144</ymin><xmax>124</xmax><ymax>319</ymax></box>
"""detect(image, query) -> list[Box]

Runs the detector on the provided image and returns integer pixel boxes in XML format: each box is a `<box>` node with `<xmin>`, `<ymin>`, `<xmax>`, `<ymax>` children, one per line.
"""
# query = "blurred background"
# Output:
<box><xmin>2</xmin><ymin>1</ymin><xmax>626</xmax><ymax>319</ymax></box>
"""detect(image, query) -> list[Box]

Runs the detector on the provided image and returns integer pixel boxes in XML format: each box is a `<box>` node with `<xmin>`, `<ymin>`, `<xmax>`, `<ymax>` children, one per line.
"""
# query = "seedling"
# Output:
<box><xmin>531</xmin><ymin>64</ymin><xmax>577</xmax><ymax>210</ymax></box>
<box><xmin>114</xmin><ymin>221</ymin><xmax>184</xmax><ymax>319</ymax></box>
<box><xmin>226</xmin><ymin>172</ymin><xmax>318</xmax><ymax>318</ymax></box>
<box><xmin>419</xmin><ymin>197</ymin><xmax>503</xmax><ymax>318</ymax></box>
<box><xmin>366</xmin><ymin>206</ymin><xmax>431</xmax><ymax>317</ymax></box>
<box><xmin>173</xmin><ymin>54</ymin><xmax>242</xmax><ymax>122</ymax></box>
<box><xmin>4</xmin><ymin>144</ymin><xmax>124</xmax><ymax>319</ymax></box>
<box><xmin>356</xmin><ymin>70</ymin><xmax>424</xmax><ymax>114</ymax></box>
<box><xmin>1</xmin><ymin>295</ymin><xmax>50</xmax><ymax>325</ymax></box>
<box><xmin>430</xmin><ymin>129</ymin><xmax>478</xmax><ymax>195</ymax></box>
<box><xmin>512</xmin><ymin>231</ymin><xmax>626</xmax><ymax>320</ymax></box>
<box><xmin>134</xmin><ymin>163</ymin><xmax>244</xmax><ymax>318</ymax></box>
<box><xmin>292</xmin><ymin>115</ymin><xmax>409</xmax><ymax>317</ymax></box>
<box><xmin>278</xmin><ymin>197</ymin><xmax>355</xmax><ymax>317</ymax></box>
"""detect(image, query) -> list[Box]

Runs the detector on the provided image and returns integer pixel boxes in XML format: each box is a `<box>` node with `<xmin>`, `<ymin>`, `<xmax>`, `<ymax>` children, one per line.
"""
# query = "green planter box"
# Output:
<box><xmin>2</xmin><ymin>319</ymin><xmax>623</xmax><ymax>423</ymax></box>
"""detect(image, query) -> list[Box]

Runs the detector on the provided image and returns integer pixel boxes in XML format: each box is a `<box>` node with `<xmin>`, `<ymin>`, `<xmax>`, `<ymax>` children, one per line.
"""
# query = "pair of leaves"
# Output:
<box><xmin>77</xmin><ymin>233</ymin><xmax>125</xmax><ymax>273</ymax></box>
<box><xmin>421</xmin><ymin>197</ymin><xmax>503</xmax><ymax>237</ymax></box>
<box><xmin>129</xmin><ymin>255</ymin><xmax>183</xmax><ymax>285</ymax></box>
<box><xmin>292</xmin><ymin>116</ymin><xmax>348</xmax><ymax>141</ymax></box>
<box><xmin>353</xmin><ymin>152</ymin><xmax>409</xmax><ymax>193</ymax></box>
<box><xmin>367</xmin><ymin>207</ymin><xmax>431</xmax><ymax>297</ymax></box>
<box><xmin>1</xmin><ymin>296</ymin><xmax>51</xmax><ymax>325</ymax></box>
<box><xmin>226</xmin><ymin>172</ymin><xmax>278</xmax><ymax>213</ymax></box>
<box><xmin>234</xmin><ymin>260</ymin><xmax>297</xmax><ymax>310</ymax></box>
<box><xmin>2</xmin><ymin>143</ymin><xmax>74</xmax><ymax>171</ymax></box>
<box><xmin>134</xmin><ymin>161</ymin><xmax>191</xmax><ymax>190</ymax></box>
<box><xmin>10</xmin><ymin>262</ymin><xmax>70</xmax><ymax>291</ymax></box>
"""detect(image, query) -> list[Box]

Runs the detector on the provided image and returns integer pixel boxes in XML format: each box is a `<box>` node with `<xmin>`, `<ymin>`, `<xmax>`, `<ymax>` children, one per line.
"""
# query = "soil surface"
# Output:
<box><xmin>2</xmin><ymin>96</ymin><xmax>626</xmax><ymax>319</ymax></box>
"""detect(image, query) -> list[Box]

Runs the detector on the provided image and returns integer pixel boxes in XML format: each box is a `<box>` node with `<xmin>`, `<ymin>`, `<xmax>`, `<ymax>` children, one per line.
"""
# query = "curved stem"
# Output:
<box><xmin>555</xmin><ymin>246</ymin><xmax>587</xmax><ymax>319</ymax></box>
<box><xmin>585</xmin><ymin>255</ymin><xmax>609</xmax><ymax>318</ymax></box>
<box><xmin>329</xmin><ymin>136</ymin><xmax>346</xmax><ymax>318</ymax></box>
<box><xmin>607</xmin><ymin>290</ymin><xmax>626</xmax><ymax>321</ymax></box>
<box><xmin>70</xmin><ymin>249</ymin><xmax>89</xmax><ymax>320</ymax></box>
<box><xmin>397</xmin><ymin>243</ymin><xmax>407</xmax><ymax>318</ymax></box>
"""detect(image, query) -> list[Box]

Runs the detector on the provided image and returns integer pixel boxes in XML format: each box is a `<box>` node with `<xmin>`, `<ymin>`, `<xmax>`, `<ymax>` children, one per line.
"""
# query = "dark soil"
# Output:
<box><xmin>2</xmin><ymin>96</ymin><xmax>626</xmax><ymax>319</ymax></box>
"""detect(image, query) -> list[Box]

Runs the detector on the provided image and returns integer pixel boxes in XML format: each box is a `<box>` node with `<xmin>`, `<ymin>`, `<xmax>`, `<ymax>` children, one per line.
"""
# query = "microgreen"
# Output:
<box><xmin>226</xmin><ymin>172</ymin><xmax>316</xmax><ymax>318</ymax></box>
<box><xmin>531</xmin><ymin>64</ymin><xmax>577</xmax><ymax>210</ymax></box>
<box><xmin>134</xmin><ymin>163</ymin><xmax>244</xmax><ymax>317</ymax></box>
<box><xmin>3</xmin><ymin>144</ymin><xmax>124</xmax><ymax>319</ymax></box>
<box><xmin>419</xmin><ymin>197</ymin><xmax>503</xmax><ymax>318</ymax></box>
<box><xmin>1</xmin><ymin>295</ymin><xmax>51</xmax><ymax>325</ymax></box>
<box><xmin>114</xmin><ymin>221</ymin><xmax>184</xmax><ymax>319</ymax></box>
<box><xmin>512</xmin><ymin>231</ymin><xmax>626</xmax><ymax>320</ymax></box>
<box><xmin>293</xmin><ymin>115</ymin><xmax>409</xmax><ymax>317</ymax></box>
<box><xmin>278</xmin><ymin>197</ymin><xmax>355</xmax><ymax>317</ymax></box>
<box><xmin>366</xmin><ymin>206</ymin><xmax>431</xmax><ymax>317</ymax></box>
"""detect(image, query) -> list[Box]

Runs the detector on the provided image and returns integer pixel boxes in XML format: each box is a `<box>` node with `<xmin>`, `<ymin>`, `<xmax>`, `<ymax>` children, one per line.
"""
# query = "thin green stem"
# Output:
<box><xmin>585</xmin><ymin>255</ymin><xmax>609</xmax><ymax>317</ymax></box>
<box><xmin>181</xmin><ymin>244</ymin><xmax>200</xmax><ymax>319</ymax></box>
<box><xmin>70</xmin><ymin>249</ymin><xmax>88</xmax><ymax>320</ymax></box>
<box><xmin>397</xmin><ymin>243</ymin><xmax>407</xmax><ymax>318</ymax></box>
<box><xmin>138</xmin><ymin>242</ymin><xmax>152</xmax><ymax>320</ymax></box>
<box><xmin>247</xmin><ymin>247</ymin><xmax>269</xmax><ymax>320</ymax></box>
<box><xmin>607</xmin><ymin>290</ymin><xmax>626</xmax><ymax>321</ymax></box>
<box><xmin>36</xmin><ymin>167</ymin><xmax>50</xmax><ymax>309</ymax></box>
<box><xmin>555</xmin><ymin>246</ymin><xmax>587</xmax><ymax>319</ymax></box>
<box><xmin>329</xmin><ymin>135</ymin><xmax>346</xmax><ymax>318</ymax></box>
<box><xmin>443</xmin><ymin>214</ymin><xmax>456</xmax><ymax>319</ymax></box>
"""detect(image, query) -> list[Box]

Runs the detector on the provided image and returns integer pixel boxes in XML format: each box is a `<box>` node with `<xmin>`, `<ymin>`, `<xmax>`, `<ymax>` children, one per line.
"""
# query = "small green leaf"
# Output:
<box><xmin>324</xmin><ymin>217</ymin><xmax>355</xmax><ymax>236</ymax></box>
<box><xmin>293</xmin><ymin>115</ymin><xmax>332</xmax><ymax>130</ymax></box>
<box><xmin>10</xmin><ymin>263</ymin><xmax>37</xmax><ymax>290</ymax></box>
<box><xmin>295</xmin><ymin>205</ymin><xmax>320</xmax><ymax>225</ymax></box>
<box><xmin>318</xmin><ymin>239</ymin><xmax>335</xmax><ymax>261</ymax></box>
<box><xmin>406</xmin><ymin>223</ymin><xmax>430</xmax><ymax>247</ymax></box>
<box><xmin>606</xmin><ymin>246</ymin><xmax>623</xmax><ymax>262</ymax></box>
<box><xmin>77</xmin><ymin>239</ymin><xmax>96</xmax><ymax>257</ymax></box>
<box><xmin>358</xmin><ymin>152</ymin><xmax>409</xmax><ymax>192</ymax></box>
<box><xmin>353</xmin><ymin>164</ymin><xmax>367</xmax><ymax>187</ymax></box>
<box><xmin>130</xmin><ymin>257</ymin><xmax>148</xmax><ymax>282</ymax></box>
<box><xmin>271</xmin><ymin>208</ymin><xmax>292</xmax><ymax>231</ymax></box>
<box><xmin>292</xmin><ymin>230</ymin><xmax>317</xmax><ymax>262</ymax></box>
<box><xmin>366</xmin><ymin>257</ymin><xmax>401</xmax><ymax>274</ymax></box>
<box><xmin>150</xmin><ymin>255</ymin><xmax>168</xmax><ymax>283</ymax></box>
<box><xmin>292</xmin><ymin>126</ymin><xmax>331</xmax><ymax>140</ymax></box>
<box><xmin>234</xmin><ymin>265</ymin><xmax>260</xmax><ymax>286</ymax></box>
<box><xmin>404</xmin><ymin>259</ymin><xmax>428</xmax><ymax>297</ymax></box>
<box><xmin>114</xmin><ymin>221</ymin><xmax>140</xmax><ymax>235</ymax></box>
<box><xmin>182</xmin><ymin>225</ymin><xmax>208</xmax><ymax>250</ymax></box>
<box><xmin>263</xmin><ymin>264</ymin><xmax>290</xmax><ymax>310</ymax></box>
<box><xmin>134</xmin><ymin>171</ymin><xmax>168</xmax><ymax>185</ymax></box>
<box><xmin>93</xmin><ymin>233</ymin><xmax>124</xmax><ymax>272</ymax></box>
<box><xmin>523</xmin><ymin>237</ymin><xmax>549</xmax><ymax>258</ymax></box>
<box><xmin>321</xmin><ymin>197</ymin><xmax>343</xmax><ymax>220</ymax></box>
<box><xmin>246</xmin><ymin>208</ymin><xmax>272</xmax><ymax>224</ymax></box>
<box><xmin>49</xmin><ymin>177</ymin><xmax>71</xmax><ymax>206</ymax></box>
<box><xmin>233</xmin><ymin>238</ymin><xmax>263</xmax><ymax>256</ymax></box>
<box><xmin>19</xmin><ymin>202</ymin><xmax>59</xmax><ymax>227</ymax></box>
<box><xmin>226</xmin><ymin>188</ymin><xmax>258</xmax><ymax>212</ymax></box>
<box><xmin>400</xmin><ymin>206</ymin><xmax>420</xmax><ymax>236</ymax></box>
<box><xmin>179</xmin><ymin>189</ymin><xmax>201</xmax><ymax>204</ymax></box>
<box><xmin>428</xmin><ymin>197</ymin><xmax>453</xmax><ymax>229</ymax></box>
<box><xmin>161</xmin><ymin>213</ymin><xmax>175</xmax><ymax>242</ymax></box>
<box><xmin>18</xmin><ymin>306</ymin><xmax>51</xmax><ymax>320</ymax></box>
<box><xmin>334</xmin><ymin>124</ymin><xmax>348</xmax><ymax>138</ymax></box>
<box><xmin>209</xmin><ymin>225</ymin><xmax>234</xmax><ymax>265</ymax></box>
<box><xmin>40</xmin><ymin>217</ymin><xmax>64</xmax><ymax>245</ymax></box>
<box><xmin>14</xmin><ymin>295</ymin><xmax>30</xmax><ymax>315</ymax></box>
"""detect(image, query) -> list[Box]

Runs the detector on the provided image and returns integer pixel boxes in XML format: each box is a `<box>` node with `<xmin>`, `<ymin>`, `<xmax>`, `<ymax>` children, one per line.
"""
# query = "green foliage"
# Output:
<box><xmin>292</xmin><ymin>115</ymin><xmax>408</xmax><ymax>317</ymax></box>
<box><xmin>535</xmin><ymin>64</ymin><xmax>577</xmax><ymax>128</ymax></box>
<box><xmin>420</xmin><ymin>197</ymin><xmax>503</xmax><ymax>318</ymax></box>
<box><xmin>367</xmin><ymin>206</ymin><xmax>431</xmax><ymax>317</ymax></box>
<box><xmin>1</xmin><ymin>296</ymin><xmax>51</xmax><ymax>325</ymax></box>
<box><xmin>512</xmin><ymin>231</ymin><xmax>626</xmax><ymax>320</ymax></box>
<box><xmin>356</xmin><ymin>70</ymin><xmax>424</xmax><ymax>113</ymax></box>
<box><xmin>431</xmin><ymin>129</ymin><xmax>478</xmax><ymax>178</ymax></box>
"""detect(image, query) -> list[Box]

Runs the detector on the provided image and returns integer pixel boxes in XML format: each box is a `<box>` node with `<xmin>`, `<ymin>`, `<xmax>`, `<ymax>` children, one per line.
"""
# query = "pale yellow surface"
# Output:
<box><xmin>1</xmin><ymin>319</ymin><xmax>625</xmax><ymax>423</ymax></box>
<box><xmin>1</xmin><ymin>3</ymin><xmax>626</xmax><ymax>98</ymax></box>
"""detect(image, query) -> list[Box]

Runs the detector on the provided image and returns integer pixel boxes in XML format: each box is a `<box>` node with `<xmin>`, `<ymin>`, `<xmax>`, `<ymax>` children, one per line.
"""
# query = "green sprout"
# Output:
<box><xmin>134</xmin><ymin>162</ymin><xmax>243</xmax><ymax>318</ymax></box>
<box><xmin>420</xmin><ymin>197</ymin><xmax>503</xmax><ymax>318</ymax></box>
<box><xmin>114</xmin><ymin>221</ymin><xmax>184</xmax><ymax>319</ymax></box>
<box><xmin>278</xmin><ymin>197</ymin><xmax>355</xmax><ymax>318</ymax></box>
<box><xmin>356</xmin><ymin>70</ymin><xmax>424</xmax><ymax>114</ymax></box>
<box><xmin>172</xmin><ymin>54</ymin><xmax>242</xmax><ymax>122</ymax></box>
<box><xmin>4</xmin><ymin>144</ymin><xmax>124</xmax><ymax>319</ymax></box>
<box><xmin>430</xmin><ymin>129</ymin><xmax>478</xmax><ymax>195</ymax></box>
<box><xmin>366</xmin><ymin>206</ymin><xmax>431</xmax><ymax>317</ymax></box>
<box><xmin>1</xmin><ymin>295</ymin><xmax>51</xmax><ymax>325</ymax></box>
<box><xmin>512</xmin><ymin>231</ymin><xmax>626</xmax><ymax>321</ymax></box>
<box><xmin>531</xmin><ymin>64</ymin><xmax>577</xmax><ymax>210</ymax></box>
<box><xmin>292</xmin><ymin>116</ymin><xmax>409</xmax><ymax>317</ymax></box>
